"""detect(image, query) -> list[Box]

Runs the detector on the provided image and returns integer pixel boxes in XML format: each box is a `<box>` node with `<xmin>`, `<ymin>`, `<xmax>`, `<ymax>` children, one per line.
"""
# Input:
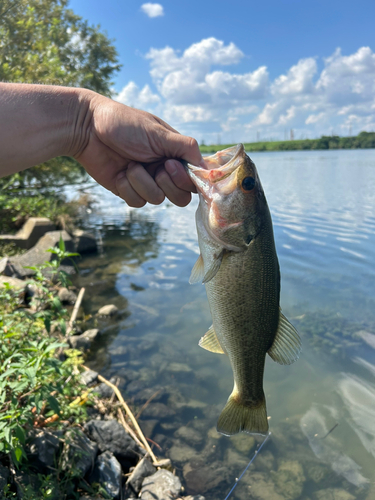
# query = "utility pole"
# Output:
<box><xmin>290</xmin><ymin>129</ymin><xmax>294</xmax><ymax>141</ymax></box>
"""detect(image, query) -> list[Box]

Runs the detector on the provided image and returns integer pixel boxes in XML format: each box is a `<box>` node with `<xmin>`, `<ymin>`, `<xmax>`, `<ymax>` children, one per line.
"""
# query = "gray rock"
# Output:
<box><xmin>141</xmin><ymin>403</ymin><xmax>176</xmax><ymax>420</ymax></box>
<box><xmin>313</xmin><ymin>489</ymin><xmax>356</xmax><ymax>500</ymax></box>
<box><xmin>139</xmin><ymin>419</ymin><xmax>158</xmax><ymax>438</ymax></box>
<box><xmin>168</xmin><ymin>441</ymin><xmax>197</xmax><ymax>464</ymax></box>
<box><xmin>58</xmin><ymin>287</ymin><xmax>77</xmax><ymax>304</ymax></box>
<box><xmin>174</xmin><ymin>426</ymin><xmax>203</xmax><ymax>447</ymax></box>
<box><xmin>184</xmin><ymin>497</ymin><xmax>206</xmax><ymax>500</ymax></box>
<box><xmin>73</xmin><ymin>229</ymin><xmax>97</xmax><ymax>254</ymax></box>
<box><xmin>125</xmin><ymin>457</ymin><xmax>156</xmax><ymax>495</ymax></box>
<box><xmin>0</xmin><ymin>275</ymin><xmax>26</xmax><ymax>290</ymax></box>
<box><xmin>82</xmin><ymin>328</ymin><xmax>100</xmax><ymax>341</ymax></box>
<box><xmin>15</xmin><ymin>217</ymin><xmax>56</xmax><ymax>249</ymax></box>
<box><xmin>69</xmin><ymin>334</ymin><xmax>91</xmax><ymax>352</ymax></box>
<box><xmin>61</xmin><ymin>429</ymin><xmax>98</xmax><ymax>477</ymax></box>
<box><xmin>0</xmin><ymin>463</ymin><xmax>10</xmax><ymax>494</ymax></box>
<box><xmin>90</xmin><ymin>451</ymin><xmax>122</xmax><ymax>500</ymax></box>
<box><xmin>98</xmin><ymin>304</ymin><xmax>118</xmax><ymax>316</ymax></box>
<box><xmin>26</xmin><ymin>429</ymin><xmax>61</xmax><ymax>472</ymax></box>
<box><xmin>11</xmin><ymin>230</ymin><xmax>74</xmax><ymax>277</ymax></box>
<box><xmin>94</xmin><ymin>377</ymin><xmax>117</xmax><ymax>399</ymax></box>
<box><xmin>271</xmin><ymin>460</ymin><xmax>305</xmax><ymax>500</ymax></box>
<box><xmin>141</xmin><ymin>469</ymin><xmax>181</xmax><ymax>500</ymax></box>
<box><xmin>73</xmin><ymin>229</ymin><xmax>98</xmax><ymax>253</ymax></box>
<box><xmin>183</xmin><ymin>461</ymin><xmax>228</xmax><ymax>495</ymax></box>
<box><xmin>0</xmin><ymin>257</ymin><xmax>18</xmax><ymax>277</ymax></box>
<box><xmin>84</xmin><ymin>419</ymin><xmax>144</xmax><ymax>469</ymax></box>
<box><xmin>80</xmin><ymin>369</ymin><xmax>99</xmax><ymax>387</ymax></box>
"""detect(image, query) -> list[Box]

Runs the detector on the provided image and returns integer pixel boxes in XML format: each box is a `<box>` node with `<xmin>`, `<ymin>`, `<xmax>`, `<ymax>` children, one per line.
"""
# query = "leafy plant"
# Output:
<box><xmin>0</xmin><ymin>240</ymin><xmax>88</xmax><ymax>468</ymax></box>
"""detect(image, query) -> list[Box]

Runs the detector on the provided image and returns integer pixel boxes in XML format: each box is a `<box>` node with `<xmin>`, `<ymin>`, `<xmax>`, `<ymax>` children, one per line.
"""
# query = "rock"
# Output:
<box><xmin>125</xmin><ymin>457</ymin><xmax>156</xmax><ymax>495</ymax></box>
<box><xmin>184</xmin><ymin>497</ymin><xmax>206</xmax><ymax>500</ymax></box>
<box><xmin>84</xmin><ymin>419</ymin><xmax>144</xmax><ymax>469</ymax></box>
<box><xmin>90</xmin><ymin>451</ymin><xmax>122</xmax><ymax>499</ymax></box>
<box><xmin>0</xmin><ymin>217</ymin><xmax>56</xmax><ymax>250</ymax></box>
<box><xmin>174</xmin><ymin>426</ymin><xmax>203</xmax><ymax>447</ymax></box>
<box><xmin>94</xmin><ymin>377</ymin><xmax>117</xmax><ymax>399</ymax></box>
<box><xmin>165</xmin><ymin>362</ymin><xmax>192</xmax><ymax>373</ymax></box>
<box><xmin>141</xmin><ymin>403</ymin><xmax>176</xmax><ymax>420</ymax></box>
<box><xmin>80</xmin><ymin>369</ymin><xmax>99</xmax><ymax>387</ymax></box>
<box><xmin>183</xmin><ymin>461</ymin><xmax>228</xmax><ymax>495</ymax></box>
<box><xmin>69</xmin><ymin>334</ymin><xmax>91</xmax><ymax>352</ymax></box>
<box><xmin>153</xmin><ymin>458</ymin><xmax>173</xmax><ymax>471</ymax></box>
<box><xmin>73</xmin><ymin>229</ymin><xmax>97</xmax><ymax>254</ymax></box>
<box><xmin>139</xmin><ymin>419</ymin><xmax>158</xmax><ymax>438</ymax></box>
<box><xmin>11</xmin><ymin>230</ymin><xmax>74</xmax><ymax>277</ymax></box>
<box><xmin>98</xmin><ymin>304</ymin><xmax>118</xmax><ymax>316</ymax></box>
<box><xmin>0</xmin><ymin>275</ymin><xmax>26</xmax><ymax>290</ymax></box>
<box><xmin>271</xmin><ymin>460</ymin><xmax>305</xmax><ymax>500</ymax></box>
<box><xmin>126</xmin><ymin>379</ymin><xmax>147</xmax><ymax>395</ymax></box>
<box><xmin>313</xmin><ymin>489</ymin><xmax>356</xmax><ymax>500</ymax></box>
<box><xmin>58</xmin><ymin>287</ymin><xmax>77</xmax><ymax>304</ymax></box>
<box><xmin>141</xmin><ymin>469</ymin><xmax>181</xmax><ymax>500</ymax></box>
<box><xmin>241</xmin><ymin>471</ymin><xmax>285</xmax><ymax>500</ymax></box>
<box><xmin>168</xmin><ymin>441</ymin><xmax>197</xmax><ymax>464</ymax></box>
<box><xmin>0</xmin><ymin>463</ymin><xmax>10</xmax><ymax>494</ymax></box>
<box><xmin>26</xmin><ymin>429</ymin><xmax>61</xmax><ymax>472</ymax></box>
<box><xmin>61</xmin><ymin>429</ymin><xmax>98</xmax><ymax>477</ymax></box>
<box><xmin>0</xmin><ymin>257</ymin><xmax>18</xmax><ymax>277</ymax></box>
<box><xmin>82</xmin><ymin>328</ymin><xmax>100</xmax><ymax>341</ymax></box>
<box><xmin>230</xmin><ymin>433</ymin><xmax>255</xmax><ymax>454</ymax></box>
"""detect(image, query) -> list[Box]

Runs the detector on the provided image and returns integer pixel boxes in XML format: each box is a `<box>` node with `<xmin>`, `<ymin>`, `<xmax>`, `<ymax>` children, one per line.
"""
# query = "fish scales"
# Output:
<box><xmin>186</xmin><ymin>144</ymin><xmax>301</xmax><ymax>435</ymax></box>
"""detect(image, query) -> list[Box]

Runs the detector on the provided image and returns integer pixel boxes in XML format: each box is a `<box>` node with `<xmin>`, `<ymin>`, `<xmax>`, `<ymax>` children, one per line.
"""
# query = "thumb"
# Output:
<box><xmin>165</xmin><ymin>132</ymin><xmax>203</xmax><ymax>166</ymax></box>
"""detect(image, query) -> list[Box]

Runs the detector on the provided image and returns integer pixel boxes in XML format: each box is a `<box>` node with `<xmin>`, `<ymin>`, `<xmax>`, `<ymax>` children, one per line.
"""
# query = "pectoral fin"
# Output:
<box><xmin>199</xmin><ymin>325</ymin><xmax>225</xmax><ymax>354</ymax></box>
<box><xmin>268</xmin><ymin>311</ymin><xmax>302</xmax><ymax>365</ymax></box>
<box><xmin>202</xmin><ymin>250</ymin><xmax>224</xmax><ymax>284</ymax></box>
<box><xmin>189</xmin><ymin>254</ymin><xmax>205</xmax><ymax>284</ymax></box>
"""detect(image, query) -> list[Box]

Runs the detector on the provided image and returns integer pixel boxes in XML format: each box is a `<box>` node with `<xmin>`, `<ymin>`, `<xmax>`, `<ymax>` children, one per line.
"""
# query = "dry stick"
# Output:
<box><xmin>118</xmin><ymin>408</ymin><xmax>145</xmax><ymax>451</ymax></box>
<box><xmin>67</xmin><ymin>287</ymin><xmax>85</xmax><ymax>334</ymax></box>
<box><xmin>82</xmin><ymin>366</ymin><xmax>157</xmax><ymax>463</ymax></box>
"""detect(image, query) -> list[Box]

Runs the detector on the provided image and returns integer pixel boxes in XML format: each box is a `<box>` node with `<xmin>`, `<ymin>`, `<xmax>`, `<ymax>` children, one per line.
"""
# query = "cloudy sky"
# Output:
<box><xmin>70</xmin><ymin>0</ymin><xmax>375</xmax><ymax>144</ymax></box>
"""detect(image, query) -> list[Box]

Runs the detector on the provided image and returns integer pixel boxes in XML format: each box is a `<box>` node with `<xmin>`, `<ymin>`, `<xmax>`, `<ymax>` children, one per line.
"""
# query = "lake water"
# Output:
<box><xmin>74</xmin><ymin>149</ymin><xmax>375</xmax><ymax>499</ymax></box>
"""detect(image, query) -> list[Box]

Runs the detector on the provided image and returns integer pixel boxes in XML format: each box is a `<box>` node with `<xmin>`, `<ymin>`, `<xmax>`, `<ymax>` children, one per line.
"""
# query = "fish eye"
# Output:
<box><xmin>241</xmin><ymin>176</ymin><xmax>255</xmax><ymax>192</ymax></box>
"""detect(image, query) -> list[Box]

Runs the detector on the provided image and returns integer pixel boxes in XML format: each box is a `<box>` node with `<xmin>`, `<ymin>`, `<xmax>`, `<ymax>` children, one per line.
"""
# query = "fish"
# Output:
<box><xmin>185</xmin><ymin>144</ymin><xmax>301</xmax><ymax>436</ymax></box>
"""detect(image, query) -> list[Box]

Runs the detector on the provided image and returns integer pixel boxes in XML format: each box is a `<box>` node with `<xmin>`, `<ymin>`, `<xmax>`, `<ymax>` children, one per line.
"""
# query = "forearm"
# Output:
<box><xmin>0</xmin><ymin>83</ymin><xmax>93</xmax><ymax>177</ymax></box>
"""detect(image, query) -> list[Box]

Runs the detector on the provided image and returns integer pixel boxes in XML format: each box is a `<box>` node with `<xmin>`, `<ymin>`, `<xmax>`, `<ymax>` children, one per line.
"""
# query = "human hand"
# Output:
<box><xmin>74</xmin><ymin>92</ymin><xmax>203</xmax><ymax>207</ymax></box>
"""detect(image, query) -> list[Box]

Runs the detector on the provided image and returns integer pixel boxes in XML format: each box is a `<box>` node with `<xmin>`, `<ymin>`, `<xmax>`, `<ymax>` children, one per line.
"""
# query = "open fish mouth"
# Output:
<box><xmin>185</xmin><ymin>144</ymin><xmax>246</xmax><ymax>195</ymax></box>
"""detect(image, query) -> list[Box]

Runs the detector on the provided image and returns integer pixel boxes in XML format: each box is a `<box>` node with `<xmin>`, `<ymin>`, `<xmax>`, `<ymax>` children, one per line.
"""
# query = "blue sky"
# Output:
<box><xmin>69</xmin><ymin>0</ymin><xmax>375</xmax><ymax>143</ymax></box>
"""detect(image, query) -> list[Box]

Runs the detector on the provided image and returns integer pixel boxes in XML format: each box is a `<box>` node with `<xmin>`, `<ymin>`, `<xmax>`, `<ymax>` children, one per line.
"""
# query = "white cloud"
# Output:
<box><xmin>115</xmin><ymin>41</ymin><xmax>375</xmax><ymax>143</ymax></box>
<box><xmin>141</xmin><ymin>3</ymin><xmax>164</xmax><ymax>18</ymax></box>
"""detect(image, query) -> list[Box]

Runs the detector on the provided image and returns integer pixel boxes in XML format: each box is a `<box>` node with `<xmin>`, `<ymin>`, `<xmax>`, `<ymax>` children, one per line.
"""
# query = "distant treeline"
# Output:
<box><xmin>199</xmin><ymin>131</ymin><xmax>375</xmax><ymax>154</ymax></box>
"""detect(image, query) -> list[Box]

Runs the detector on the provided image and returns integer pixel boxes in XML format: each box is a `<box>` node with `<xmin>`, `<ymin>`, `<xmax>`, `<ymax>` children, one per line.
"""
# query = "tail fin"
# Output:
<box><xmin>217</xmin><ymin>393</ymin><xmax>268</xmax><ymax>436</ymax></box>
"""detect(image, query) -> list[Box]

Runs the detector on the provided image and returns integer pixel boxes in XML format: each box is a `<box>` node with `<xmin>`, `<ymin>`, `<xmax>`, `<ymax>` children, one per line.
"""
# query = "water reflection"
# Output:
<box><xmin>73</xmin><ymin>149</ymin><xmax>375</xmax><ymax>499</ymax></box>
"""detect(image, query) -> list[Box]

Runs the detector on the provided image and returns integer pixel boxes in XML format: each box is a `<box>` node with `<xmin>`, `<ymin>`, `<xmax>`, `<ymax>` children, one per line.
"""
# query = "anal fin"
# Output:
<box><xmin>199</xmin><ymin>325</ymin><xmax>225</xmax><ymax>354</ymax></box>
<box><xmin>268</xmin><ymin>311</ymin><xmax>302</xmax><ymax>365</ymax></box>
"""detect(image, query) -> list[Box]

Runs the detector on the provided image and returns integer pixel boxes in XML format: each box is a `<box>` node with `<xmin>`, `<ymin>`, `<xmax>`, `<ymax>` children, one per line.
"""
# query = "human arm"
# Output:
<box><xmin>0</xmin><ymin>82</ymin><xmax>202</xmax><ymax>207</ymax></box>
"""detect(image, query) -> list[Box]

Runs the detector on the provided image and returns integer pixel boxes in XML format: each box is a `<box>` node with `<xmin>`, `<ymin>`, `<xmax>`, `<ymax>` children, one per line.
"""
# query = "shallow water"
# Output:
<box><xmin>74</xmin><ymin>149</ymin><xmax>375</xmax><ymax>499</ymax></box>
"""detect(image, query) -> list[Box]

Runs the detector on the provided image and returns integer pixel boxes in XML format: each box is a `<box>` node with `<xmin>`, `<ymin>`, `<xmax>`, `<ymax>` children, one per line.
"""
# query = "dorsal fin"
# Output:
<box><xmin>199</xmin><ymin>325</ymin><xmax>225</xmax><ymax>354</ymax></box>
<box><xmin>268</xmin><ymin>311</ymin><xmax>302</xmax><ymax>365</ymax></box>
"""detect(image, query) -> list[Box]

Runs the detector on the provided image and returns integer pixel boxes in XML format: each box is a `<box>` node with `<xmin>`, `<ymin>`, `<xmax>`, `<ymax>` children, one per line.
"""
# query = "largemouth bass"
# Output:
<box><xmin>186</xmin><ymin>144</ymin><xmax>301</xmax><ymax>435</ymax></box>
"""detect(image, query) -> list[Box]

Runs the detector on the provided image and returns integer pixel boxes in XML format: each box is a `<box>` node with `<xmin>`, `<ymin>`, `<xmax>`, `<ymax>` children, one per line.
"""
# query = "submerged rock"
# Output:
<box><xmin>141</xmin><ymin>402</ymin><xmax>176</xmax><ymax>420</ymax></box>
<box><xmin>141</xmin><ymin>469</ymin><xmax>181</xmax><ymax>500</ymax></box>
<box><xmin>90</xmin><ymin>451</ymin><xmax>122</xmax><ymax>500</ymax></box>
<box><xmin>271</xmin><ymin>460</ymin><xmax>305</xmax><ymax>500</ymax></box>
<box><xmin>168</xmin><ymin>440</ymin><xmax>197</xmax><ymax>464</ymax></box>
<box><xmin>183</xmin><ymin>460</ymin><xmax>228</xmax><ymax>495</ymax></box>
<box><xmin>241</xmin><ymin>471</ymin><xmax>285</xmax><ymax>500</ymax></box>
<box><xmin>98</xmin><ymin>304</ymin><xmax>118</xmax><ymax>316</ymax></box>
<box><xmin>230</xmin><ymin>433</ymin><xmax>255</xmax><ymax>454</ymax></box>
<box><xmin>174</xmin><ymin>426</ymin><xmax>204</xmax><ymax>447</ymax></box>
<box><xmin>313</xmin><ymin>489</ymin><xmax>355</xmax><ymax>500</ymax></box>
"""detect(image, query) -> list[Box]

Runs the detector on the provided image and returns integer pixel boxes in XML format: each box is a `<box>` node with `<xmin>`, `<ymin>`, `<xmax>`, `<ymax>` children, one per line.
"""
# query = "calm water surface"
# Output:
<box><xmin>75</xmin><ymin>149</ymin><xmax>375</xmax><ymax>499</ymax></box>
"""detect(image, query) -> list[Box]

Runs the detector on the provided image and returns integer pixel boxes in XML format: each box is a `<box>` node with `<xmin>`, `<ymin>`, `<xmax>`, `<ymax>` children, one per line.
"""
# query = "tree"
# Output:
<box><xmin>0</xmin><ymin>0</ymin><xmax>121</xmax><ymax>191</ymax></box>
